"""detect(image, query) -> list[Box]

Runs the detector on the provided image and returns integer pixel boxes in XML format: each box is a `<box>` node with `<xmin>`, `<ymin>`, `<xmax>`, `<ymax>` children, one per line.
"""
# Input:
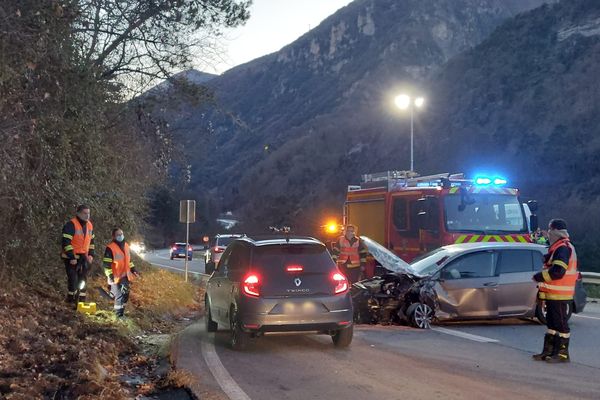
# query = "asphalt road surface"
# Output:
<box><xmin>172</xmin><ymin>303</ymin><xmax>600</xmax><ymax>400</ymax></box>
<box><xmin>143</xmin><ymin>248</ymin><xmax>208</xmax><ymax>277</ymax></box>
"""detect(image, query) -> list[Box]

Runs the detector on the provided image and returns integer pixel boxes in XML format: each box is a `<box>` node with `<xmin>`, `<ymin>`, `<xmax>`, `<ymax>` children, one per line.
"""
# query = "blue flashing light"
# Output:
<box><xmin>475</xmin><ymin>177</ymin><xmax>492</xmax><ymax>185</ymax></box>
<box><xmin>474</xmin><ymin>175</ymin><xmax>508</xmax><ymax>186</ymax></box>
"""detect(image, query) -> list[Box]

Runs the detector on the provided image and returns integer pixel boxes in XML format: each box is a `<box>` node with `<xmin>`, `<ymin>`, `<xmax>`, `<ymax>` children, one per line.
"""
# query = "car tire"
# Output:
<box><xmin>332</xmin><ymin>324</ymin><xmax>353</xmax><ymax>348</ymax></box>
<box><xmin>407</xmin><ymin>302</ymin><xmax>434</xmax><ymax>329</ymax></box>
<box><xmin>170</xmin><ymin>256</ymin><xmax>174</xmax><ymax>260</ymax></box>
<box><xmin>535</xmin><ymin>300</ymin><xmax>573</xmax><ymax>325</ymax></box>
<box><xmin>205</xmin><ymin>298</ymin><xmax>218</xmax><ymax>333</ymax></box>
<box><xmin>229</xmin><ymin>307</ymin><xmax>249</xmax><ymax>350</ymax></box>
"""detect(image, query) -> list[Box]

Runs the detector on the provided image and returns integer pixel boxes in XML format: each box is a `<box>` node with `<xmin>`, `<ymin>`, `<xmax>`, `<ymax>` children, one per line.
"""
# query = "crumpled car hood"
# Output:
<box><xmin>360</xmin><ymin>236</ymin><xmax>417</xmax><ymax>276</ymax></box>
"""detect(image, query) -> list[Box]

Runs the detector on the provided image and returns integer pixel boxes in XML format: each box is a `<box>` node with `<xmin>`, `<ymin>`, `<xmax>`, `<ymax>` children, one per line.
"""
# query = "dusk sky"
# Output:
<box><xmin>209</xmin><ymin>0</ymin><xmax>353</xmax><ymax>73</ymax></box>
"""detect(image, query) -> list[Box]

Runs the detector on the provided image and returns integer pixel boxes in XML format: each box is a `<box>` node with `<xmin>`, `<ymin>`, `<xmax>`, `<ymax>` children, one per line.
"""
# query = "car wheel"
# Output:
<box><xmin>407</xmin><ymin>302</ymin><xmax>433</xmax><ymax>329</ymax></box>
<box><xmin>170</xmin><ymin>256</ymin><xmax>174</xmax><ymax>260</ymax></box>
<box><xmin>535</xmin><ymin>300</ymin><xmax>573</xmax><ymax>325</ymax></box>
<box><xmin>229</xmin><ymin>307</ymin><xmax>249</xmax><ymax>350</ymax></box>
<box><xmin>332</xmin><ymin>324</ymin><xmax>353</xmax><ymax>348</ymax></box>
<box><xmin>205</xmin><ymin>297</ymin><xmax>218</xmax><ymax>333</ymax></box>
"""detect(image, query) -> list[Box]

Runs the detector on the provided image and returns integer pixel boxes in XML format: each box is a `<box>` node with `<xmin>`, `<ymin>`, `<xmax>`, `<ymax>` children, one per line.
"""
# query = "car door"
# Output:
<box><xmin>437</xmin><ymin>250</ymin><xmax>499</xmax><ymax>319</ymax></box>
<box><xmin>220</xmin><ymin>243</ymin><xmax>250</xmax><ymax>325</ymax></box>
<box><xmin>497</xmin><ymin>249</ymin><xmax>540</xmax><ymax>316</ymax></box>
<box><xmin>208</xmin><ymin>247</ymin><xmax>233</xmax><ymax>324</ymax></box>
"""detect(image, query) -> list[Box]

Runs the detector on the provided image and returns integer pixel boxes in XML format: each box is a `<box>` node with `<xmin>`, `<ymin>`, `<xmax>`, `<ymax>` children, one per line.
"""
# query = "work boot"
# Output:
<box><xmin>532</xmin><ymin>333</ymin><xmax>555</xmax><ymax>361</ymax></box>
<box><xmin>546</xmin><ymin>336</ymin><xmax>570</xmax><ymax>363</ymax></box>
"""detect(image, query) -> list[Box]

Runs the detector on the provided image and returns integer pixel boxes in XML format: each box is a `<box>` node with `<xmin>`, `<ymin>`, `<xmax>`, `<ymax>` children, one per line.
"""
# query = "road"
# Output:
<box><xmin>148</xmin><ymin>252</ymin><xmax>600</xmax><ymax>399</ymax></box>
<box><xmin>171</xmin><ymin>303</ymin><xmax>600</xmax><ymax>400</ymax></box>
<box><xmin>143</xmin><ymin>248</ymin><xmax>209</xmax><ymax>276</ymax></box>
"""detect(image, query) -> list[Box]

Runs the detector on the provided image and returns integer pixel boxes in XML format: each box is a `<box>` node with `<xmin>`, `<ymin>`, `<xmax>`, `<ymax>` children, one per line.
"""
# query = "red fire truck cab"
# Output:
<box><xmin>344</xmin><ymin>171</ymin><xmax>538</xmax><ymax>262</ymax></box>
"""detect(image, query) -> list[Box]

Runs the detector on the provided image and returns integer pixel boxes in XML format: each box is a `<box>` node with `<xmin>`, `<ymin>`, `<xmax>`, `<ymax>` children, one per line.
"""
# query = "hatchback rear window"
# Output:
<box><xmin>251</xmin><ymin>244</ymin><xmax>335</xmax><ymax>273</ymax></box>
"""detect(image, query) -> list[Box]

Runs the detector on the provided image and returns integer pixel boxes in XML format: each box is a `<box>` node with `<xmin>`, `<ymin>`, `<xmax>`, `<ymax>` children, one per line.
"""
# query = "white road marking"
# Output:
<box><xmin>573</xmin><ymin>314</ymin><xmax>600</xmax><ymax>321</ymax></box>
<box><xmin>149</xmin><ymin>261</ymin><xmax>208</xmax><ymax>277</ymax></box>
<box><xmin>431</xmin><ymin>327</ymin><xmax>499</xmax><ymax>343</ymax></box>
<box><xmin>201</xmin><ymin>338</ymin><xmax>252</xmax><ymax>400</ymax></box>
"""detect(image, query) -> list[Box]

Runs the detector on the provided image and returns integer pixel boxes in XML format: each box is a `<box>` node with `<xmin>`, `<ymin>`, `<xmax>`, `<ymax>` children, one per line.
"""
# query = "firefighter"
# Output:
<box><xmin>103</xmin><ymin>228</ymin><xmax>139</xmax><ymax>318</ymax></box>
<box><xmin>331</xmin><ymin>224</ymin><xmax>368</xmax><ymax>284</ymax></box>
<box><xmin>61</xmin><ymin>204</ymin><xmax>95</xmax><ymax>304</ymax></box>
<box><xmin>532</xmin><ymin>219</ymin><xmax>578</xmax><ymax>363</ymax></box>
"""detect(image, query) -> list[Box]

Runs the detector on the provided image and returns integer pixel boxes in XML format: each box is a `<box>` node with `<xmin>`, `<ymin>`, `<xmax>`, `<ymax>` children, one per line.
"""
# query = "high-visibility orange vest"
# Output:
<box><xmin>337</xmin><ymin>236</ymin><xmax>361</xmax><ymax>268</ymax></box>
<box><xmin>108</xmin><ymin>242</ymin><xmax>134</xmax><ymax>284</ymax></box>
<box><xmin>539</xmin><ymin>238</ymin><xmax>578</xmax><ymax>301</ymax></box>
<box><xmin>71</xmin><ymin>218</ymin><xmax>93</xmax><ymax>254</ymax></box>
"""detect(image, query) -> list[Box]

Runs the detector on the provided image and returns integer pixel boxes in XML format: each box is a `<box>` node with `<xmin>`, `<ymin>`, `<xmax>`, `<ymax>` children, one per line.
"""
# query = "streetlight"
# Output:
<box><xmin>394</xmin><ymin>94</ymin><xmax>425</xmax><ymax>172</ymax></box>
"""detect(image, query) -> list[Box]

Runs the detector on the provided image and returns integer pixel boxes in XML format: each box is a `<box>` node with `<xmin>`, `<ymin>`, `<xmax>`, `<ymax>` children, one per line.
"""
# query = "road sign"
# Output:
<box><xmin>179</xmin><ymin>200</ymin><xmax>196</xmax><ymax>223</ymax></box>
<box><xmin>179</xmin><ymin>200</ymin><xmax>196</xmax><ymax>282</ymax></box>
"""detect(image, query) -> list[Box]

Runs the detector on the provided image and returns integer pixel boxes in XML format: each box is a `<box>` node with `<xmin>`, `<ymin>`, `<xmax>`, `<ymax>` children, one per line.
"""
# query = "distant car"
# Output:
<box><xmin>170</xmin><ymin>242</ymin><xmax>193</xmax><ymax>260</ymax></box>
<box><xmin>205</xmin><ymin>234</ymin><xmax>245</xmax><ymax>274</ymax></box>
<box><xmin>352</xmin><ymin>240</ymin><xmax>586</xmax><ymax>328</ymax></box>
<box><xmin>205</xmin><ymin>236</ymin><xmax>354</xmax><ymax>350</ymax></box>
<box><xmin>130</xmin><ymin>242</ymin><xmax>146</xmax><ymax>254</ymax></box>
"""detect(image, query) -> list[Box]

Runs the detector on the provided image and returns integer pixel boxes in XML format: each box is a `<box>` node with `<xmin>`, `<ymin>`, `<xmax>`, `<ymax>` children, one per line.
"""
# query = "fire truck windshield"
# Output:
<box><xmin>444</xmin><ymin>193</ymin><xmax>527</xmax><ymax>233</ymax></box>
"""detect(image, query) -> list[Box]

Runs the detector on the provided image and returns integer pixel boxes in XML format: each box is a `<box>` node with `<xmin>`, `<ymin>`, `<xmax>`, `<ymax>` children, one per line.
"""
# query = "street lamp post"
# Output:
<box><xmin>395</xmin><ymin>94</ymin><xmax>425</xmax><ymax>172</ymax></box>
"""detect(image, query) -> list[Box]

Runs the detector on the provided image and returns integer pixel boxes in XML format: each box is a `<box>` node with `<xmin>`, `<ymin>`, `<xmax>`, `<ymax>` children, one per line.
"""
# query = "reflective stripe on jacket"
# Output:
<box><xmin>107</xmin><ymin>242</ymin><xmax>134</xmax><ymax>284</ymax></box>
<box><xmin>539</xmin><ymin>239</ymin><xmax>578</xmax><ymax>301</ymax></box>
<box><xmin>70</xmin><ymin>217</ymin><xmax>93</xmax><ymax>254</ymax></box>
<box><xmin>336</xmin><ymin>236</ymin><xmax>361</xmax><ymax>268</ymax></box>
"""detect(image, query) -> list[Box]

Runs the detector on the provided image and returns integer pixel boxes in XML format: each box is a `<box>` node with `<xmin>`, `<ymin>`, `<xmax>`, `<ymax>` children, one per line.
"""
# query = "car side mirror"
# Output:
<box><xmin>529</xmin><ymin>214</ymin><xmax>539</xmax><ymax>232</ymax></box>
<box><xmin>205</xmin><ymin>263</ymin><xmax>216</xmax><ymax>275</ymax></box>
<box><xmin>527</xmin><ymin>200</ymin><xmax>538</xmax><ymax>213</ymax></box>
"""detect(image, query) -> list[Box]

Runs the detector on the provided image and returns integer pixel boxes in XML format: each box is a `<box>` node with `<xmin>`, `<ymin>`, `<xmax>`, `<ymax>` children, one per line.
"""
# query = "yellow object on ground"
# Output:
<box><xmin>77</xmin><ymin>302</ymin><xmax>97</xmax><ymax>314</ymax></box>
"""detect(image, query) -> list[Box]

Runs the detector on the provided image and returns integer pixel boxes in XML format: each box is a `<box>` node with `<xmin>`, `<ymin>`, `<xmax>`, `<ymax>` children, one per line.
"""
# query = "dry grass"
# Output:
<box><xmin>0</xmin><ymin>260</ymin><xmax>202</xmax><ymax>399</ymax></box>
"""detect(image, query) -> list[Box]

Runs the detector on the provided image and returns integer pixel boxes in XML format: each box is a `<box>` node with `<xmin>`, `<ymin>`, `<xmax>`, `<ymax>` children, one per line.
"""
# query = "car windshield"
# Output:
<box><xmin>410</xmin><ymin>248</ymin><xmax>450</xmax><ymax>276</ymax></box>
<box><xmin>444</xmin><ymin>193</ymin><xmax>527</xmax><ymax>233</ymax></box>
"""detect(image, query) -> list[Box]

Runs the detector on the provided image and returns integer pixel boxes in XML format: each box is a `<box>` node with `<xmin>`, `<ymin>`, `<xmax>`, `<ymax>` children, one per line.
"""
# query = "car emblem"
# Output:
<box><xmin>294</xmin><ymin>277</ymin><xmax>302</xmax><ymax>287</ymax></box>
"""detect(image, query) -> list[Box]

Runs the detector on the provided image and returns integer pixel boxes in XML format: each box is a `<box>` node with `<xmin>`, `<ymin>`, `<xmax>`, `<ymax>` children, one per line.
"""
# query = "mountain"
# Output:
<box><xmin>422</xmin><ymin>0</ymin><xmax>600</xmax><ymax>267</ymax></box>
<box><xmin>165</xmin><ymin>0</ymin><xmax>550</xmax><ymax>220</ymax></box>
<box><xmin>150</xmin><ymin>0</ymin><xmax>600</xmax><ymax>268</ymax></box>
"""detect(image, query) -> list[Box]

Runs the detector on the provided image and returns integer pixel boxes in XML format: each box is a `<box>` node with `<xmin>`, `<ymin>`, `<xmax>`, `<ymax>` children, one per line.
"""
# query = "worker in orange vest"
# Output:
<box><xmin>331</xmin><ymin>224</ymin><xmax>368</xmax><ymax>284</ymax></box>
<box><xmin>103</xmin><ymin>228</ymin><xmax>139</xmax><ymax>318</ymax></box>
<box><xmin>532</xmin><ymin>219</ymin><xmax>578</xmax><ymax>363</ymax></box>
<box><xmin>61</xmin><ymin>204</ymin><xmax>95</xmax><ymax>304</ymax></box>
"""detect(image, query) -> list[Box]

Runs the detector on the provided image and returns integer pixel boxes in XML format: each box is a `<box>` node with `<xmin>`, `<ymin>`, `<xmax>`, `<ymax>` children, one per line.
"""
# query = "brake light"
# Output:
<box><xmin>243</xmin><ymin>274</ymin><xmax>260</xmax><ymax>297</ymax></box>
<box><xmin>171</xmin><ymin>246</ymin><xmax>177</xmax><ymax>251</ymax></box>
<box><xmin>188</xmin><ymin>245</ymin><xmax>192</xmax><ymax>251</ymax></box>
<box><xmin>333</xmin><ymin>272</ymin><xmax>348</xmax><ymax>294</ymax></box>
<box><xmin>214</xmin><ymin>246</ymin><xmax>224</xmax><ymax>253</ymax></box>
<box><xmin>577</xmin><ymin>272</ymin><xmax>582</xmax><ymax>281</ymax></box>
<box><xmin>286</xmin><ymin>265</ymin><xmax>304</xmax><ymax>273</ymax></box>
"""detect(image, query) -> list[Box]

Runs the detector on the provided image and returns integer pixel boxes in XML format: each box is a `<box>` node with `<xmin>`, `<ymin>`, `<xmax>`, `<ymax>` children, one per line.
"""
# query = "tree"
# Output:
<box><xmin>73</xmin><ymin>0</ymin><xmax>251</xmax><ymax>91</ymax></box>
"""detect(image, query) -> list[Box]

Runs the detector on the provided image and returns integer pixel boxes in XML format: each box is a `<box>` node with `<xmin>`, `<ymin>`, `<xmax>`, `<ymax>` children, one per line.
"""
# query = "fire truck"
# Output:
<box><xmin>344</xmin><ymin>171</ymin><xmax>538</xmax><ymax>262</ymax></box>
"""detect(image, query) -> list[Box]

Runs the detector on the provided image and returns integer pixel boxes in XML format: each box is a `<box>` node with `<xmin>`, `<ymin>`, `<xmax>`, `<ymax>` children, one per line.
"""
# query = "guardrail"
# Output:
<box><xmin>582</xmin><ymin>272</ymin><xmax>600</xmax><ymax>285</ymax></box>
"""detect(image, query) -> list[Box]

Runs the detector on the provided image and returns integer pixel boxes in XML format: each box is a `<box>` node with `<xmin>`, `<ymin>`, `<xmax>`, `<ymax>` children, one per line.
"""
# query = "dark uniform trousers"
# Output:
<box><xmin>546</xmin><ymin>300</ymin><xmax>570</xmax><ymax>334</ymax></box>
<box><xmin>64</xmin><ymin>256</ymin><xmax>89</xmax><ymax>302</ymax></box>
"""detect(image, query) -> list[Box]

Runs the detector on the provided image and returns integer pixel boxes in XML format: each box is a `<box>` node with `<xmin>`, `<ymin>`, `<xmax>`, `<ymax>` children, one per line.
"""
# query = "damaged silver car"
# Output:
<box><xmin>351</xmin><ymin>238</ymin><xmax>587</xmax><ymax>328</ymax></box>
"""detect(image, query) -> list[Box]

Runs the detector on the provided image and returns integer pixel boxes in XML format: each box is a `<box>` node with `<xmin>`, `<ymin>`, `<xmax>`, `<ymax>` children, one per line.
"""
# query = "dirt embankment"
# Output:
<box><xmin>0</xmin><ymin>261</ymin><xmax>203</xmax><ymax>399</ymax></box>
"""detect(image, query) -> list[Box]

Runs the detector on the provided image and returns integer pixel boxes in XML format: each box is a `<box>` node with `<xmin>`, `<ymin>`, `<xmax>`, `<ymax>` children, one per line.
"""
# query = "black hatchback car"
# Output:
<box><xmin>205</xmin><ymin>236</ymin><xmax>354</xmax><ymax>350</ymax></box>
